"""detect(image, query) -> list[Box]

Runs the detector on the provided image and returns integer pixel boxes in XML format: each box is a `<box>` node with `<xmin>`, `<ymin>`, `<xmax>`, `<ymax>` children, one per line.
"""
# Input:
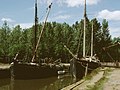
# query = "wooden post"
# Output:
<box><xmin>85</xmin><ymin>63</ymin><xmax>88</xmax><ymax>77</ymax></box>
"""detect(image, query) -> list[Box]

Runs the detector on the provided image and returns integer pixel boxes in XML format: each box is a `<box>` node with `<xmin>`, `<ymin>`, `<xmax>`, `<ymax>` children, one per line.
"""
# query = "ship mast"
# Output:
<box><xmin>84</xmin><ymin>0</ymin><xmax>88</xmax><ymax>77</ymax></box>
<box><xmin>83</xmin><ymin>0</ymin><xmax>87</xmax><ymax>57</ymax></box>
<box><xmin>34</xmin><ymin>0</ymin><xmax>38</xmax><ymax>62</ymax></box>
<box><xmin>32</xmin><ymin>3</ymin><xmax>52</xmax><ymax>62</ymax></box>
<box><xmin>91</xmin><ymin>21</ymin><xmax>93</xmax><ymax>57</ymax></box>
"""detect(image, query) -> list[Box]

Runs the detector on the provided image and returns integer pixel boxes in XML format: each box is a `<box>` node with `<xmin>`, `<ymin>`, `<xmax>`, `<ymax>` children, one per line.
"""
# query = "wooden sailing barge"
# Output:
<box><xmin>10</xmin><ymin>0</ymin><xmax>58</xmax><ymax>79</ymax></box>
<box><xmin>70</xmin><ymin>0</ymin><xmax>101</xmax><ymax>78</ymax></box>
<box><xmin>11</xmin><ymin>61</ymin><xmax>57</xmax><ymax>79</ymax></box>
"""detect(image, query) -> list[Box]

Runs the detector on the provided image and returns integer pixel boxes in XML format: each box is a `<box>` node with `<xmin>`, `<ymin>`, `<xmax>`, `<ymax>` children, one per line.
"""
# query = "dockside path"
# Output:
<box><xmin>103</xmin><ymin>68</ymin><xmax>120</xmax><ymax>90</ymax></box>
<box><xmin>62</xmin><ymin>67</ymin><xmax>120</xmax><ymax>90</ymax></box>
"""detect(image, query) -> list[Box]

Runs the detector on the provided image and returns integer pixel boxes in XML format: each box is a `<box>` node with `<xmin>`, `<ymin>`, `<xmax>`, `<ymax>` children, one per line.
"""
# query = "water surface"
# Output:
<box><xmin>0</xmin><ymin>74</ymin><xmax>76</xmax><ymax>90</ymax></box>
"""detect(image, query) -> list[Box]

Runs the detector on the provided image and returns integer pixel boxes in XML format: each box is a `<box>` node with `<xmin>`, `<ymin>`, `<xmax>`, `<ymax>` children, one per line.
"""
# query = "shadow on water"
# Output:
<box><xmin>0</xmin><ymin>78</ymin><xmax>10</xmax><ymax>90</ymax></box>
<box><xmin>0</xmin><ymin>74</ymin><xmax>77</xmax><ymax>90</ymax></box>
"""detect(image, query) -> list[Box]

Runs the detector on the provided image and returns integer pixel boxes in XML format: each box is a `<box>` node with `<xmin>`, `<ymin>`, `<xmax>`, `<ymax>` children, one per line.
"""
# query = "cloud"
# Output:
<box><xmin>15</xmin><ymin>23</ymin><xmax>33</xmax><ymax>29</ymax></box>
<box><xmin>53</xmin><ymin>11</ymin><xmax>66</xmax><ymax>16</ymax></box>
<box><xmin>97</xmin><ymin>9</ymin><xmax>120</xmax><ymax>38</ymax></box>
<box><xmin>110</xmin><ymin>27</ymin><xmax>120</xmax><ymax>38</ymax></box>
<box><xmin>62</xmin><ymin>0</ymin><xmax>101</xmax><ymax>7</ymax></box>
<box><xmin>38</xmin><ymin>0</ymin><xmax>101</xmax><ymax>7</ymax></box>
<box><xmin>47</xmin><ymin>10</ymin><xmax>71</xmax><ymax>22</ymax></box>
<box><xmin>46</xmin><ymin>0</ymin><xmax>53</xmax><ymax>5</ymax></box>
<box><xmin>48</xmin><ymin>14</ymin><xmax>71</xmax><ymax>22</ymax></box>
<box><xmin>38</xmin><ymin>0</ymin><xmax>53</xmax><ymax>6</ymax></box>
<box><xmin>1</xmin><ymin>18</ymin><xmax>15</xmax><ymax>23</ymax></box>
<box><xmin>97</xmin><ymin>9</ymin><xmax>120</xmax><ymax>21</ymax></box>
<box><xmin>54</xmin><ymin>15</ymin><xmax>71</xmax><ymax>20</ymax></box>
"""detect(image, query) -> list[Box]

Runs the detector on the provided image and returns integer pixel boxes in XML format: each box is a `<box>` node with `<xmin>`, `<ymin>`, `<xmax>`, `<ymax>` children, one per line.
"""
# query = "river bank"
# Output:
<box><xmin>0</xmin><ymin>63</ymin><xmax>10</xmax><ymax>69</ymax></box>
<box><xmin>62</xmin><ymin>67</ymin><xmax>120</xmax><ymax>90</ymax></box>
<box><xmin>0</xmin><ymin>63</ymin><xmax>10</xmax><ymax>79</ymax></box>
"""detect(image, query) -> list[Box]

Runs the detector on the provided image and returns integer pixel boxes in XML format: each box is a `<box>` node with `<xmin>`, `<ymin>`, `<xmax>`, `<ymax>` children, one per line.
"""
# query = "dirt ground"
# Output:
<box><xmin>103</xmin><ymin>68</ymin><xmax>120</xmax><ymax>90</ymax></box>
<box><xmin>62</xmin><ymin>68</ymin><xmax>105</xmax><ymax>90</ymax></box>
<box><xmin>71</xmin><ymin>69</ymin><xmax>104</xmax><ymax>90</ymax></box>
<box><xmin>62</xmin><ymin>67</ymin><xmax>120</xmax><ymax>90</ymax></box>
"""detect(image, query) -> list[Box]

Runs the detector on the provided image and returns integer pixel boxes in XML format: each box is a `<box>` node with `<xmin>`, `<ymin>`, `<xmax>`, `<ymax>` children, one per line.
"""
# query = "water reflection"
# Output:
<box><xmin>0</xmin><ymin>79</ymin><xmax>10</xmax><ymax>90</ymax></box>
<box><xmin>0</xmin><ymin>74</ymin><xmax>75</xmax><ymax>90</ymax></box>
<box><xmin>10</xmin><ymin>77</ymin><xmax>57</xmax><ymax>90</ymax></box>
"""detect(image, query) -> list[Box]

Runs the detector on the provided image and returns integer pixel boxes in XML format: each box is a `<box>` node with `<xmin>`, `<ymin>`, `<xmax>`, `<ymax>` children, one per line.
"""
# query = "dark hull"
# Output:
<box><xmin>0</xmin><ymin>69</ymin><xmax>10</xmax><ymax>79</ymax></box>
<box><xmin>70</xmin><ymin>59</ymin><xmax>100</xmax><ymax>79</ymax></box>
<box><xmin>10</xmin><ymin>62</ymin><xmax>58</xmax><ymax>79</ymax></box>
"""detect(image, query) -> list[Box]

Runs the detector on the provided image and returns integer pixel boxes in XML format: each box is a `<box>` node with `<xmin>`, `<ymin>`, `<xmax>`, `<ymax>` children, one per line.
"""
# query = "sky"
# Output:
<box><xmin>0</xmin><ymin>0</ymin><xmax>120</xmax><ymax>38</ymax></box>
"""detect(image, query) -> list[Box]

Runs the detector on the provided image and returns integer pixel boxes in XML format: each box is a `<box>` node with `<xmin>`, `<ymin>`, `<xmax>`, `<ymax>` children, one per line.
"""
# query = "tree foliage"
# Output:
<box><xmin>0</xmin><ymin>19</ymin><xmax>119</xmax><ymax>63</ymax></box>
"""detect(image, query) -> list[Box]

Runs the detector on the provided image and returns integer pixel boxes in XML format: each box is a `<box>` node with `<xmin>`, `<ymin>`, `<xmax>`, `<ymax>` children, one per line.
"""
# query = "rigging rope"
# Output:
<box><xmin>32</xmin><ymin>3</ymin><xmax>52</xmax><ymax>62</ymax></box>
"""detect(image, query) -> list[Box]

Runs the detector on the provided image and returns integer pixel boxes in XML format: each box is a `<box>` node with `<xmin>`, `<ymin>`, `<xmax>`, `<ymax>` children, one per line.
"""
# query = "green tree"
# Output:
<box><xmin>0</xmin><ymin>21</ymin><xmax>11</xmax><ymax>63</ymax></box>
<box><xmin>99</xmin><ymin>19</ymin><xmax>112</xmax><ymax>62</ymax></box>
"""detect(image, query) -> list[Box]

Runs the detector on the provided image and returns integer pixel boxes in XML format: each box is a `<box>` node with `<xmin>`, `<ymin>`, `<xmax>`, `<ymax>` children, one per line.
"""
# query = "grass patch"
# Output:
<box><xmin>87</xmin><ymin>76</ymin><xmax>108</xmax><ymax>90</ymax></box>
<box><xmin>87</xmin><ymin>68</ymin><xmax>113</xmax><ymax>90</ymax></box>
<box><xmin>103</xmin><ymin>68</ymin><xmax>113</xmax><ymax>76</ymax></box>
<box><xmin>83</xmin><ymin>68</ymin><xmax>101</xmax><ymax>80</ymax></box>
